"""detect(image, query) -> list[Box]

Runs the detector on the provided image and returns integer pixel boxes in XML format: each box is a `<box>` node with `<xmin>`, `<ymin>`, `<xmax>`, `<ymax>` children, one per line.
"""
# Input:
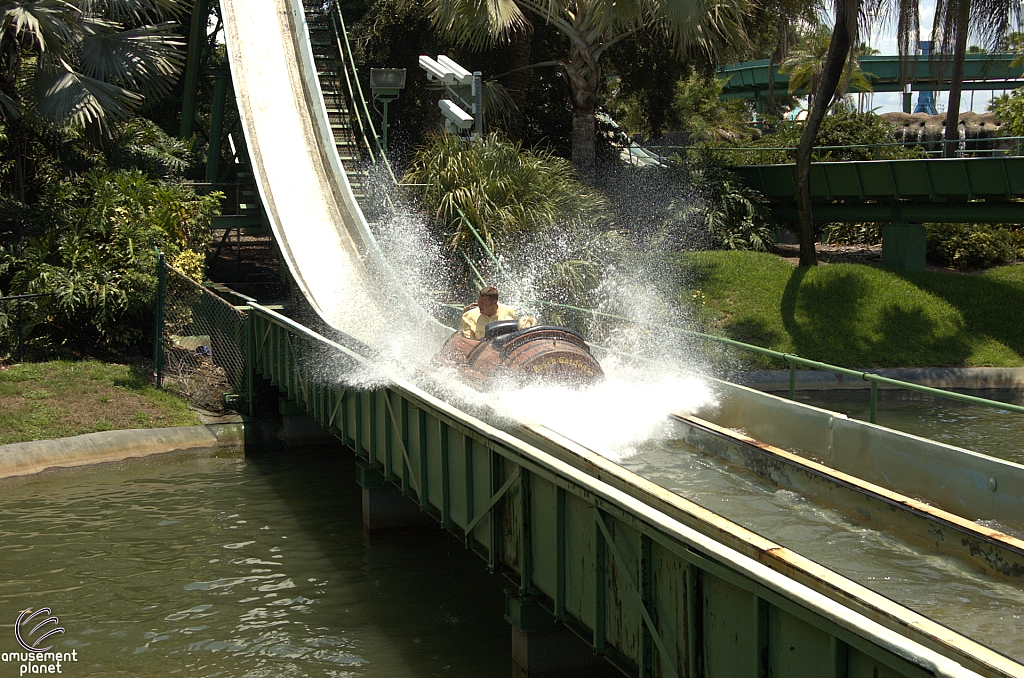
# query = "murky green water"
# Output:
<box><xmin>0</xmin><ymin>449</ymin><xmax>511</xmax><ymax>677</ymax></box>
<box><xmin>792</xmin><ymin>388</ymin><xmax>1024</xmax><ymax>465</ymax></box>
<box><xmin>620</xmin><ymin>440</ymin><xmax>1024</xmax><ymax>662</ymax></box>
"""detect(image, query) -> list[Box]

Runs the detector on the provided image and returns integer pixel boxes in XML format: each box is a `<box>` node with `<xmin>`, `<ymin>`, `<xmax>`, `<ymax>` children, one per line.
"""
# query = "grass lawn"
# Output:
<box><xmin>670</xmin><ymin>251</ymin><xmax>1024</xmax><ymax>369</ymax></box>
<box><xmin>0</xmin><ymin>360</ymin><xmax>201</xmax><ymax>445</ymax></box>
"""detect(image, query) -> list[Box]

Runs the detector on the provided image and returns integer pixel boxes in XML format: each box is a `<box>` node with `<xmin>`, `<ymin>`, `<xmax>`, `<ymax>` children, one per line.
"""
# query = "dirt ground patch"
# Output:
<box><xmin>0</xmin><ymin>360</ymin><xmax>201</xmax><ymax>445</ymax></box>
<box><xmin>771</xmin><ymin>242</ymin><xmax>970</xmax><ymax>273</ymax></box>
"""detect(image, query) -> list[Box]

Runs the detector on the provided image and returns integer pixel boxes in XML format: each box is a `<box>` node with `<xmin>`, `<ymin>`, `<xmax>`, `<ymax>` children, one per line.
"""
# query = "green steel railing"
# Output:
<box><xmin>453</xmin><ymin>217</ymin><xmax>1024</xmax><ymax>425</ymax></box>
<box><xmin>652</xmin><ymin>136</ymin><xmax>1024</xmax><ymax>164</ymax></box>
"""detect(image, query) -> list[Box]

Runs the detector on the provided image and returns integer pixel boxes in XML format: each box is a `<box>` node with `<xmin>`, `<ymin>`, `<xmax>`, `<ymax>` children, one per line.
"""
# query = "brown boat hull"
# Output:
<box><xmin>435</xmin><ymin>327</ymin><xmax>604</xmax><ymax>389</ymax></box>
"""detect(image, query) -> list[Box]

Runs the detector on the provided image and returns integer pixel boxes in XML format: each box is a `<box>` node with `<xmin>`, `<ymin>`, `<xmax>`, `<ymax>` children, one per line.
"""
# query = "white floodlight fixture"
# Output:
<box><xmin>439</xmin><ymin>99</ymin><xmax>474</xmax><ymax>130</ymax></box>
<box><xmin>418</xmin><ymin>55</ymin><xmax>456</xmax><ymax>84</ymax></box>
<box><xmin>436</xmin><ymin>54</ymin><xmax>474</xmax><ymax>86</ymax></box>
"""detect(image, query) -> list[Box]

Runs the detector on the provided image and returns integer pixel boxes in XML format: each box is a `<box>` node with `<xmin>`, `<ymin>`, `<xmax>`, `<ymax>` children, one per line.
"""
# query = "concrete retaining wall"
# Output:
<box><xmin>695</xmin><ymin>379</ymin><xmax>1024</xmax><ymax>523</ymax></box>
<box><xmin>0</xmin><ymin>424</ymin><xmax>243</xmax><ymax>481</ymax></box>
<box><xmin>732</xmin><ymin>367</ymin><xmax>1024</xmax><ymax>392</ymax></box>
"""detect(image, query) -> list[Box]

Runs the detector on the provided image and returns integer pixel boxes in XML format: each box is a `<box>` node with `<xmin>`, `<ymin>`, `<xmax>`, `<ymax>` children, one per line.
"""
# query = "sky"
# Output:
<box><xmin>853</xmin><ymin>0</ymin><xmax>1015</xmax><ymax>113</ymax></box>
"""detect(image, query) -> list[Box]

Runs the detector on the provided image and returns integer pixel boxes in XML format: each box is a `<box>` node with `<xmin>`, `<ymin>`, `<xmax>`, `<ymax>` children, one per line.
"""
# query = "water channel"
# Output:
<box><xmin>0</xmin><ymin>448</ymin><xmax>511</xmax><ymax>677</ymax></box>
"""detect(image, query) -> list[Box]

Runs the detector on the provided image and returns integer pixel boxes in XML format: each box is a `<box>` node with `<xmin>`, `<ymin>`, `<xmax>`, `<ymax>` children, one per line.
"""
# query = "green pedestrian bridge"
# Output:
<box><xmin>731</xmin><ymin>156</ymin><xmax>1024</xmax><ymax>269</ymax></box>
<box><xmin>171</xmin><ymin>2</ymin><xmax>1024</xmax><ymax>676</ymax></box>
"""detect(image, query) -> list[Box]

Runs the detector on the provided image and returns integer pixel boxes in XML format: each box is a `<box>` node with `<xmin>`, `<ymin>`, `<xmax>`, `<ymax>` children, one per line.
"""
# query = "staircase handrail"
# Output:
<box><xmin>327</xmin><ymin>0</ymin><xmax>398</xmax><ymax>185</ymax></box>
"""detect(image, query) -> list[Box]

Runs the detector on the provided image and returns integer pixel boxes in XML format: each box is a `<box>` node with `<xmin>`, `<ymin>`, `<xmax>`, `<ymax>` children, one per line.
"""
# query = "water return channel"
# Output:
<box><xmin>2</xmin><ymin>389</ymin><xmax>1022</xmax><ymax>675</ymax></box>
<box><xmin>619</xmin><ymin>437</ymin><xmax>1024</xmax><ymax>662</ymax></box>
<box><xmin>0</xmin><ymin>448</ymin><xmax>512</xmax><ymax>677</ymax></box>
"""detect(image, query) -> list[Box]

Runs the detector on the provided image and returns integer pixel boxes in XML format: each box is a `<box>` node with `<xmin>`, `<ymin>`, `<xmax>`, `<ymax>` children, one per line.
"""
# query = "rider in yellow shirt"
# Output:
<box><xmin>460</xmin><ymin>286</ymin><xmax>517</xmax><ymax>339</ymax></box>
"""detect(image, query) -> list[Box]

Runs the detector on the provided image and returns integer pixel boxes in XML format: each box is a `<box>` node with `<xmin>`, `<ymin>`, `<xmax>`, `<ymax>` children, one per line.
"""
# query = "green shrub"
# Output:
<box><xmin>403</xmin><ymin>132</ymin><xmax>609</xmax><ymax>252</ymax></box>
<box><xmin>711</xmin><ymin>104</ymin><xmax>923</xmax><ymax>165</ymax></box>
<box><xmin>823</xmin><ymin>222</ymin><xmax>882</xmax><ymax>245</ymax></box>
<box><xmin>925</xmin><ymin>223</ymin><xmax>1023</xmax><ymax>269</ymax></box>
<box><xmin>3</xmin><ymin>169</ymin><xmax>221</xmax><ymax>354</ymax></box>
<box><xmin>991</xmin><ymin>88</ymin><xmax>1024</xmax><ymax>136</ymax></box>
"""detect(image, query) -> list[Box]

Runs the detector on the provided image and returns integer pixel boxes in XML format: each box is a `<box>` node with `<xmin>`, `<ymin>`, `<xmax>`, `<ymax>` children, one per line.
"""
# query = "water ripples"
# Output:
<box><xmin>0</xmin><ymin>450</ymin><xmax>510</xmax><ymax>677</ymax></box>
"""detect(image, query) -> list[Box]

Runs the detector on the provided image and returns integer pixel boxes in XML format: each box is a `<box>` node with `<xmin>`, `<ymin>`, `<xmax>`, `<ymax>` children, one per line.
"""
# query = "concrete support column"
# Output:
<box><xmin>506</xmin><ymin>593</ymin><xmax>617</xmax><ymax>678</ymax></box>
<box><xmin>881</xmin><ymin>223</ymin><xmax>926</xmax><ymax>271</ymax></box>
<box><xmin>278</xmin><ymin>398</ymin><xmax>335</xmax><ymax>447</ymax></box>
<box><xmin>356</xmin><ymin>462</ymin><xmax>434</xmax><ymax>530</ymax></box>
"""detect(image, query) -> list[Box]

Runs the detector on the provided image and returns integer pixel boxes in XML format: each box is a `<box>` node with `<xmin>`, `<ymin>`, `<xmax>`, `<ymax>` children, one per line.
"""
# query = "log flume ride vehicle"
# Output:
<box><xmin>435</xmin><ymin>321</ymin><xmax>604</xmax><ymax>389</ymax></box>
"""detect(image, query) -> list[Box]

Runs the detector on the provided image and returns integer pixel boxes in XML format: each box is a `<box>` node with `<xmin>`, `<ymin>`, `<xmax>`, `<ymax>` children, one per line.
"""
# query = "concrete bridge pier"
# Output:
<box><xmin>356</xmin><ymin>462</ymin><xmax>434</xmax><ymax>530</ymax></box>
<box><xmin>881</xmin><ymin>223</ymin><xmax>926</xmax><ymax>271</ymax></box>
<box><xmin>506</xmin><ymin>594</ymin><xmax>618</xmax><ymax>678</ymax></box>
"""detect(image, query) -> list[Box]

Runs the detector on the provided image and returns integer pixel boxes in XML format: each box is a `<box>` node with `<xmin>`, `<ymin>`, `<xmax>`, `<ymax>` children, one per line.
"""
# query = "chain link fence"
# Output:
<box><xmin>160</xmin><ymin>265</ymin><xmax>247</xmax><ymax>412</ymax></box>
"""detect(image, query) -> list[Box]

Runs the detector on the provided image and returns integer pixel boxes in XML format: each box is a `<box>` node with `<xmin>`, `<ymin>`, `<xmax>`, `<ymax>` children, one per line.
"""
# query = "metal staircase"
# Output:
<box><xmin>301</xmin><ymin>0</ymin><xmax>382</xmax><ymax>220</ymax></box>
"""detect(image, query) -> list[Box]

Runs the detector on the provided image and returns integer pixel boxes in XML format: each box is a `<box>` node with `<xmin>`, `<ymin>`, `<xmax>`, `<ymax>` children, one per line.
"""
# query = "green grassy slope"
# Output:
<box><xmin>0</xmin><ymin>360</ymin><xmax>200</xmax><ymax>445</ymax></box>
<box><xmin>670</xmin><ymin>251</ymin><xmax>1024</xmax><ymax>369</ymax></box>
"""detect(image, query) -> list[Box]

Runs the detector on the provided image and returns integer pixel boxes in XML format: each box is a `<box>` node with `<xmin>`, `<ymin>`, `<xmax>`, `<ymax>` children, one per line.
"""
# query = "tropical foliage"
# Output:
<box><xmin>682</xmin><ymin>157</ymin><xmax>773</xmax><ymax>252</ymax></box>
<box><xmin>990</xmin><ymin>88</ymin><xmax>1024</xmax><ymax>135</ymax></box>
<box><xmin>605</xmin><ymin>71</ymin><xmax>752</xmax><ymax>142</ymax></box>
<box><xmin>403</xmin><ymin>132</ymin><xmax>608</xmax><ymax>252</ymax></box>
<box><xmin>926</xmin><ymin>223</ymin><xmax>1024</xmax><ymax>269</ymax></box>
<box><xmin>2</xmin><ymin>168</ymin><xmax>219</xmax><ymax>354</ymax></box>
<box><xmin>0</xmin><ymin>0</ymin><xmax>188</xmax><ymax>203</ymax></box>
<box><xmin>779</xmin><ymin>27</ymin><xmax>874</xmax><ymax>104</ymax></box>
<box><xmin>426</xmin><ymin>0</ymin><xmax>748</xmax><ymax>174</ymax></box>
<box><xmin>737</xmin><ymin>104</ymin><xmax>919</xmax><ymax>162</ymax></box>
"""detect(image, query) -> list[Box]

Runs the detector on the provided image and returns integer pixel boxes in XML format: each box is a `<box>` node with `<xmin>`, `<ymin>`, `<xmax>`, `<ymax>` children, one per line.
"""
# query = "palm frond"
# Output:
<box><xmin>1</xmin><ymin>1</ymin><xmax>76</xmax><ymax>54</ymax></box>
<box><xmin>74</xmin><ymin>0</ymin><xmax>188</xmax><ymax>22</ymax></box>
<box><xmin>79</xmin><ymin>19</ymin><xmax>184</xmax><ymax>97</ymax></box>
<box><xmin>0</xmin><ymin>89</ymin><xmax>21</xmax><ymax>119</ymax></box>
<box><xmin>426</xmin><ymin>0</ymin><xmax>528</xmax><ymax>48</ymax></box>
<box><xmin>33</xmin><ymin>59</ymin><xmax>142</xmax><ymax>133</ymax></box>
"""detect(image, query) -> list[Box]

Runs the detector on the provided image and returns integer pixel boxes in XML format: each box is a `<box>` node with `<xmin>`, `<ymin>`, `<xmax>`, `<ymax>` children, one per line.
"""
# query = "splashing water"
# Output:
<box><xmin>494</xmin><ymin>359</ymin><xmax>716</xmax><ymax>462</ymax></box>
<box><xmin>316</xmin><ymin>164</ymin><xmax>719</xmax><ymax>456</ymax></box>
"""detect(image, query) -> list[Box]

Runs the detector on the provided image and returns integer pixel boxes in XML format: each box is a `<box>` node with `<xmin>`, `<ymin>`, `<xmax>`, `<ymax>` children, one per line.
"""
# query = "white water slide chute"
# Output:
<box><xmin>221</xmin><ymin>0</ymin><xmax>448</xmax><ymax>348</ymax></box>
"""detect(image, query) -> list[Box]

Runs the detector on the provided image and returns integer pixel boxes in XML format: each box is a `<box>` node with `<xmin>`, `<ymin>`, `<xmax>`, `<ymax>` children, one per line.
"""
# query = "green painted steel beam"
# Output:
<box><xmin>179</xmin><ymin>0</ymin><xmax>210</xmax><ymax>139</ymax></box>
<box><xmin>732</xmin><ymin>157</ymin><xmax>1024</xmax><ymax>223</ymax></box>
<box><xmin>720</xmin><ymin>53</ymin><xmax>1024</xmax><ymax>100</ymax></box>
<box><xmin>765</xmin><ymin>200</ymin><xmax>1024</xmax><ymax>223</ymax></box>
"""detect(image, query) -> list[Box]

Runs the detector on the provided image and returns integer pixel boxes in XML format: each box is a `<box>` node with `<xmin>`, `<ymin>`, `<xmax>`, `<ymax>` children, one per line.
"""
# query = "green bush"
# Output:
<box><xmin>712</xmin><ymin>105</ymin><xmax>923</xmax><ymax>164</ymax></box>
<box><xmin>403</xmin><ymin>132</ymin><xmax>609</xmax><ymax>252</ymax></box>
<box><xmin>2</xmin><ymin>169</ymin><xmax>221</xmax><ymax>354</ymax></box>
<box><xmin>823</xmin><ymin>222</ymin><xmax>882</xmax><ymax>245</ymax></box>
<box><xmin>990</xmin><ymin>88</ymin><xmax>1024</xmax><ymax>136</ymax></box>
<box><xmin>925</xmin><ymin>223</ymin><xmax>1023</xmax><ymax>269</ymax></box>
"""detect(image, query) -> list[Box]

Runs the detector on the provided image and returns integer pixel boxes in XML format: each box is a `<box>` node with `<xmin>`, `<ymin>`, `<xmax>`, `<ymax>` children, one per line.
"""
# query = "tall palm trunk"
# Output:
<box><xmin>943</xmin><ymin>0</ymin><xmax>971</xmax><ymax>158</ymax></box>
<box><xmin>504</xmin><ymin>30</ymin><xmax>532</xmax><ymax>143</ymax></box>
<box><xmin>794</xmin><ymin>0</ymin><xmax>858</xmax><ymax>267</ymax></box>
<box><xmin>564</xmin><ymin>44</ymin><xmax>600</xmax><ymax>177</ymax></box>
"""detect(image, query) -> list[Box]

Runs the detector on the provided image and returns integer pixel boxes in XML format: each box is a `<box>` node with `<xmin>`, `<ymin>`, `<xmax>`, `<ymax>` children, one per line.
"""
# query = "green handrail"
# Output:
<box><xmin>328</xmin><ymin>1</ymin><xmax>399</xmax><ymax>185</ymax></box>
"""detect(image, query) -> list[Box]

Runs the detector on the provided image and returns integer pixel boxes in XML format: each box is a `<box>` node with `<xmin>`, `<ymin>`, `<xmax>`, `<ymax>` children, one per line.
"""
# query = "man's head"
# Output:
<box><xmin>477</xmin><ymin>286</ymin><xmax>499</xmax><ymax>316</ymax></box>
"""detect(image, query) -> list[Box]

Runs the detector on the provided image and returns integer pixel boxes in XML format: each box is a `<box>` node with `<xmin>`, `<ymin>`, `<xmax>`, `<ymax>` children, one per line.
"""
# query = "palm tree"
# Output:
<box><xmin>931</xmin><ymin>0</ymin><xmax>1018</xmax><ymax>157</ymax></box>
<box><xmin>781</xmin><ymin>28</ymin><xmax>874</xmax><ymax>107</ymax></box>
<box><xmin>791</xmin><ymin>0</ymin><xmax>917</xmax><ymax>266</ymax></box>
<box><xmin>780</xmin><ymin>25</ymin><xmax>832</xmax><ymax>104</ymax></box>
<box><xmin>426</xmin><ymin>0</ymin><xmax>747</xmax><ymax>176</ymax></box>
<box><xmin>0</xmin><ymin>0</ymin><xmax>186</xmax><ymax>201</ymax></box>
